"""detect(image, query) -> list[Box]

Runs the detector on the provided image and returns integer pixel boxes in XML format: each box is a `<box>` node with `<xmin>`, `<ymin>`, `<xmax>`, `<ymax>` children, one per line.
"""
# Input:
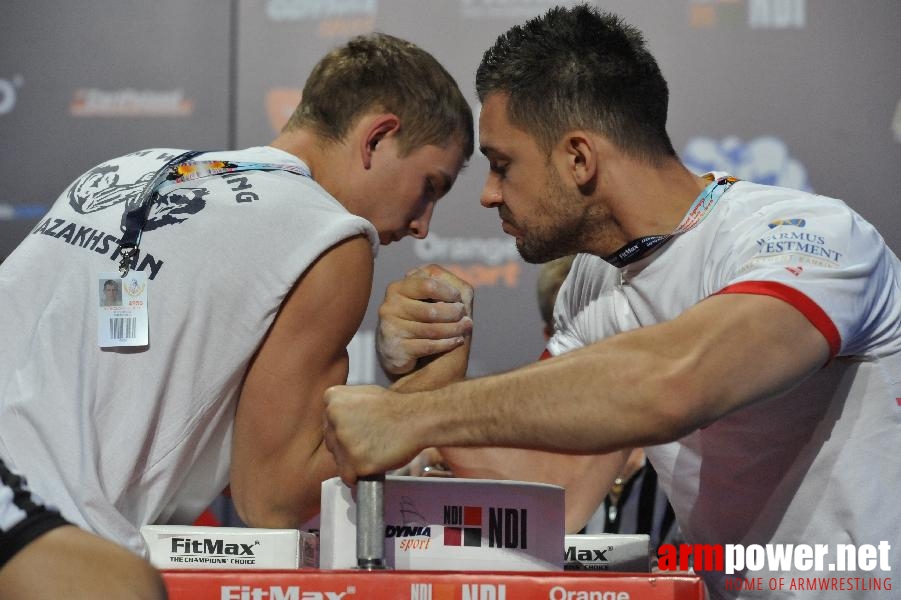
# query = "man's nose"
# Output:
<box><xmin>408</xmin><ymin>201</ymin><xmax>435</xmax><ymax>239</ymax></box>
<box><xmin>480</xmin><ymin>176</ymin><xmax>502</xmax><ymax>208</ymax></box>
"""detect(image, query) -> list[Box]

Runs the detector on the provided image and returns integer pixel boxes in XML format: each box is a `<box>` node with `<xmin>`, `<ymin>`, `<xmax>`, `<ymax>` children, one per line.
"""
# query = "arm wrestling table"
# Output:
<box><xmin>161</xmin><ymin>476</ymin><xmax>706</xmax><ymax>599</ymax></box>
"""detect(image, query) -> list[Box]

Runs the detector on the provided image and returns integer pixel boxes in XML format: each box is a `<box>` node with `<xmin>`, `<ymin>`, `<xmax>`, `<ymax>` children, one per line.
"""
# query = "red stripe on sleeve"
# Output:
<box><xmin>539</xmin><ymin>348</ymin><xmax>553</xmax><ymax>361</ymax></box>
<box><xmin>715</xmin><ymin>281</ymin><xmax>841</xmax><ymax>358</ymax></box>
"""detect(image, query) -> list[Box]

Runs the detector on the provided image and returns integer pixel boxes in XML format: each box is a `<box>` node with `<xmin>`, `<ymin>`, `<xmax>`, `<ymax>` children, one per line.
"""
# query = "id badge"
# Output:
<box><xmin>97</xmin><ymin>272</ymin><xmax>149</xmax><ymax>347</ymax></box>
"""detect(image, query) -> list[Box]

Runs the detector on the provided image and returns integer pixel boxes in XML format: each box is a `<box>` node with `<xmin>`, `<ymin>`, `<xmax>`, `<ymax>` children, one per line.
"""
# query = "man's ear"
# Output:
<box><xmin>558</xmin><ymin>131</ymin><xmax>598</xmax><ymax>191</ymax></box>
<box><xmin>361</xmin><ymin>113</ymin><xmax>401</xmax><ymax>169</ymax></box>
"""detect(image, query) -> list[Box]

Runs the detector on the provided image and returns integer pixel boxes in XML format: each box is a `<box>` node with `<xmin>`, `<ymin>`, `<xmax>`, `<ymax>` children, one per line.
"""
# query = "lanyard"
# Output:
<box><xmin>603</xmin><ymin>174</ymin><xmax>738</xmax><ymax>268</ymax></box>
<box><xmin>157</xmin><ymin>158</ymin><xmax>311</xmax><ymax>195</ymax></box>
<box><xmin>117</xmin><ymin>152</ymin><xmax>312</xmax><ymax>276</ymax></box>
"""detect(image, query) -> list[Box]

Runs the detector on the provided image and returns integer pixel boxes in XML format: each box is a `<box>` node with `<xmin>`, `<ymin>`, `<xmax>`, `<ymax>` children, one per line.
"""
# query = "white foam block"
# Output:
<box><xmin>140</xmin><ymin>525</ymin><xmax>301</xmax><ymax>569</ymax></box>
<box><xmin>319</xmin><ymin>476</ymin><xmax>564</xmax><ymax>571</ymax></box>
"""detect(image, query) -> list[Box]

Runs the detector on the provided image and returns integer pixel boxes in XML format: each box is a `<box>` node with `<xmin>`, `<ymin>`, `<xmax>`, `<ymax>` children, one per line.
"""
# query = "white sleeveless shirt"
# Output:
<box><xmin>0</xmin><ymin>146</ymin><xmax>378</xmax><ymax>554</ymax></box>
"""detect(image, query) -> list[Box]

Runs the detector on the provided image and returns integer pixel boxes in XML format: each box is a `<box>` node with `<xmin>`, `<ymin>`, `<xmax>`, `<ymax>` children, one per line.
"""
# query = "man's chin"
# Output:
<box><xmin>514</xmin><ymin>241</ymin><xmax>543</xmax><ymax>264</ymax></box>
<box><xmin>515</xmin><ymin>240</ymin><xmax>571</xmax><ymax>264</ymax></box>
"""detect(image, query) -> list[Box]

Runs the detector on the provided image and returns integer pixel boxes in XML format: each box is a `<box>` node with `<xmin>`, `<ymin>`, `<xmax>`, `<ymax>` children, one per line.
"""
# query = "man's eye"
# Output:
<box><xmin>490</xmin><ymin>163</ymin><xmax>507</xmax><ymax>176</ymax></box>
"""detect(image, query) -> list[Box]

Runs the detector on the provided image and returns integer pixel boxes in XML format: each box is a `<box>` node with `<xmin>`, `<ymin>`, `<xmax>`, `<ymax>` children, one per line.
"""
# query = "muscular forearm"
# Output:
<box><xmin>409</xmin><ymin>344</ymin><xmax>690</xmax><ymax>454</ymax></box>
<box><xmin>407</xmin><ymin>294</ymin><xmax>830</xmax><ymax>454</ymax></box>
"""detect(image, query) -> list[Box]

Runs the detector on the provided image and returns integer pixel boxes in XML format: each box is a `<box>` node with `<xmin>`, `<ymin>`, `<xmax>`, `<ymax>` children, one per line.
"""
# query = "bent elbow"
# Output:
<box><xmin>232</xmin><ymin>488</ymin><xmax>319</xmax><ymax>531</ymax></box>
<box><xmin>642</xmin><ymin>364</ymin><xmax>714</xmax><ymax>444</ymax></box>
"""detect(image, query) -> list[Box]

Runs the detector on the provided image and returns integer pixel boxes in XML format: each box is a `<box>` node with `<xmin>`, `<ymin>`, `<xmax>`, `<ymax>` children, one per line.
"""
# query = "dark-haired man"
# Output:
<box><xmin>324</xmin><ymin>6</ymin><xmax>901</xmax><ymax>597</ymax></box>
<box><xmin>0</xmin><ymin>32</ymin><xmax>473</xmax><ymax>565</ymax></box>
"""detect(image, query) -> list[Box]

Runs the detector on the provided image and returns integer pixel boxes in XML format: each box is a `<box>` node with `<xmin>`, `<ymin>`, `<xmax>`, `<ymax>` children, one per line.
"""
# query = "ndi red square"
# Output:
<box><xmin>444</xmin><ymin>527</ymin><xmax>462</xmax><ymax>546</ymax></box>
<box><xmin>463</xmin><ymin>506</ymin><xmax>481</xmax><ymax>526</ymax></box>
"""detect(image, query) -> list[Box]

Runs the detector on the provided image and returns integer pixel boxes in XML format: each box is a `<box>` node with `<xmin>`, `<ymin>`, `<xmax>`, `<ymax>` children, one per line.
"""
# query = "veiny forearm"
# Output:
<box><xmin>410</xmin><ymin>341</ymin><xmax>693</xmax><ymax>455</ymax></box>
<box><xmin>407</xmin><ymin>294</ymin><xmax>830</xmax><ymax>456</ymax></box>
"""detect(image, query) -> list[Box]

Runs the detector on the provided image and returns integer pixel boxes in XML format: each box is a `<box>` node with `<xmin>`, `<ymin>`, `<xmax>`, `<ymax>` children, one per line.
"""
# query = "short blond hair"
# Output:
<box><xmin>284</xmin><ymin>33</ymin><xmax>473</xmax><ymax>160</ymax></box>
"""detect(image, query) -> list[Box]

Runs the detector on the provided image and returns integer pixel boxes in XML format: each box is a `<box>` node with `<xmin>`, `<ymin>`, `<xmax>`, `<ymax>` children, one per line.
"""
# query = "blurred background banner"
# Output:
<box><xmin>2</xmin><ymin>0</ymin><xmax>900</xmax><ymax>384</ymax></box>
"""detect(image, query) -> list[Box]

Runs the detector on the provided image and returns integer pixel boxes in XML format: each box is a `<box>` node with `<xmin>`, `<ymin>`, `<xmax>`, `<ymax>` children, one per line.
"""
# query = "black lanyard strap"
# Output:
<box><xmin>118</xmin><ymin>150</ymin><xmax>203</xmax><ymax>276</ymax></box>
<box><xmin>603</xmin><ymin>175</ymin><xmax>738</xmax><ymax>269</ymax></box>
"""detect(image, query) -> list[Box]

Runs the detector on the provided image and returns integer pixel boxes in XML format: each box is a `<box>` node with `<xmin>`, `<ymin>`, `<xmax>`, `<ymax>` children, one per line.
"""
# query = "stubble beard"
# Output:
<box><xmin>514</xmin><ymin>168</ymin><xmax>592</xmax><ymax>264</ymax></box>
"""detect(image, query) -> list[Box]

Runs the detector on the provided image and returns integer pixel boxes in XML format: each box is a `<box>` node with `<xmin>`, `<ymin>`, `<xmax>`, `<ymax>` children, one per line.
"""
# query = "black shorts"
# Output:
<box><xmin>0</xmin><ymin>457</ymin><xmax>71</xmax><ymax>569</ymax></box>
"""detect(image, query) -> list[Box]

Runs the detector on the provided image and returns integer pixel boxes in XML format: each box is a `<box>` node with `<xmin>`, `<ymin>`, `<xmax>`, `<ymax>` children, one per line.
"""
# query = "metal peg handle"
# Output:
<box><xmin>356</xmin><ymin>474</ymin><xmax>387</xmax><ymax>570</ymax></box>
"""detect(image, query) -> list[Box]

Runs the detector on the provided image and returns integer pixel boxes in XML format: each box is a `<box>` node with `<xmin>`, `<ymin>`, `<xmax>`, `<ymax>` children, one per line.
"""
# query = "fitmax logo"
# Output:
<box><xmin>220</xmin><ymin>586</ymin><xmax>354</xmax><ymax>600</ymax></box>
<box><xmin>565</xmin><ymin>545</ymin><xmax>611</xmax><ymax>563</ymax></box>
<box><xmin>171</xmin><ymin>537</ymin><xmax>258</xmax><ymax>556</ymax></box>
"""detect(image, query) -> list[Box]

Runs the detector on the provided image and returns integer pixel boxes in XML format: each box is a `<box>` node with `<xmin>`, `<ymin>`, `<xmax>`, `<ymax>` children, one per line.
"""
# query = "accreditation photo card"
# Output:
<box><xmin>97</xmin><ymin>272</ymin><xmax>148</xmax><ymax>347</ymax></box>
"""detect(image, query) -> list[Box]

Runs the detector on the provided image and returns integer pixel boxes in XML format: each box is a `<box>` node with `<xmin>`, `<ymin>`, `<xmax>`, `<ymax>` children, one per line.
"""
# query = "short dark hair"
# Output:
<box><xmin>284</xmin><ymin>33</ymin><xmax>474</xmax><ymax>160</ymax></box>
<box><xmin>476</xmin><ymin>4</ymin><xmax>675</xmax><ymax>163</ymax></box>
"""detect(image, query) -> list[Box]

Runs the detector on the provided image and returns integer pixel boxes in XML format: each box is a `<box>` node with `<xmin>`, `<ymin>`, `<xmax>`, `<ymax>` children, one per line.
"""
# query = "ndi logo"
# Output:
<box><xmin>444</xmin><ymin>505</ymin><xmax>483</xmax><ymax>547</ymax></box>
<box><xmin>683</xmin><ymin>136</ymin><xmax>812</xmax><ymax>192</ymax></box>
<box><xmin>462</xmin><ymin>584</ymin><xmax>507</xmax><ymax>600</ymax></box>
<box><xmin>443</xmin><ymin>505</ymin><xmax>528</xmax><ymax>549</ymax></box>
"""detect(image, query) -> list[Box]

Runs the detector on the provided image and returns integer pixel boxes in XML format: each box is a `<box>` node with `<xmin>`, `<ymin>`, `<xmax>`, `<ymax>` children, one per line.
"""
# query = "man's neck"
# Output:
<box><xmin>269</xmin><ymin>128</ymin><xmax>353</xmax><ymax>209</ymax></box>
<box><xmin>270</xmin><ymin>129</ymin><xmax>324</xmax><ymax>177</ymax></box>
<box><xmin>600</xmin><ymin>157</ymin><xmax>709</xmax><ymax>247</ymax></box>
